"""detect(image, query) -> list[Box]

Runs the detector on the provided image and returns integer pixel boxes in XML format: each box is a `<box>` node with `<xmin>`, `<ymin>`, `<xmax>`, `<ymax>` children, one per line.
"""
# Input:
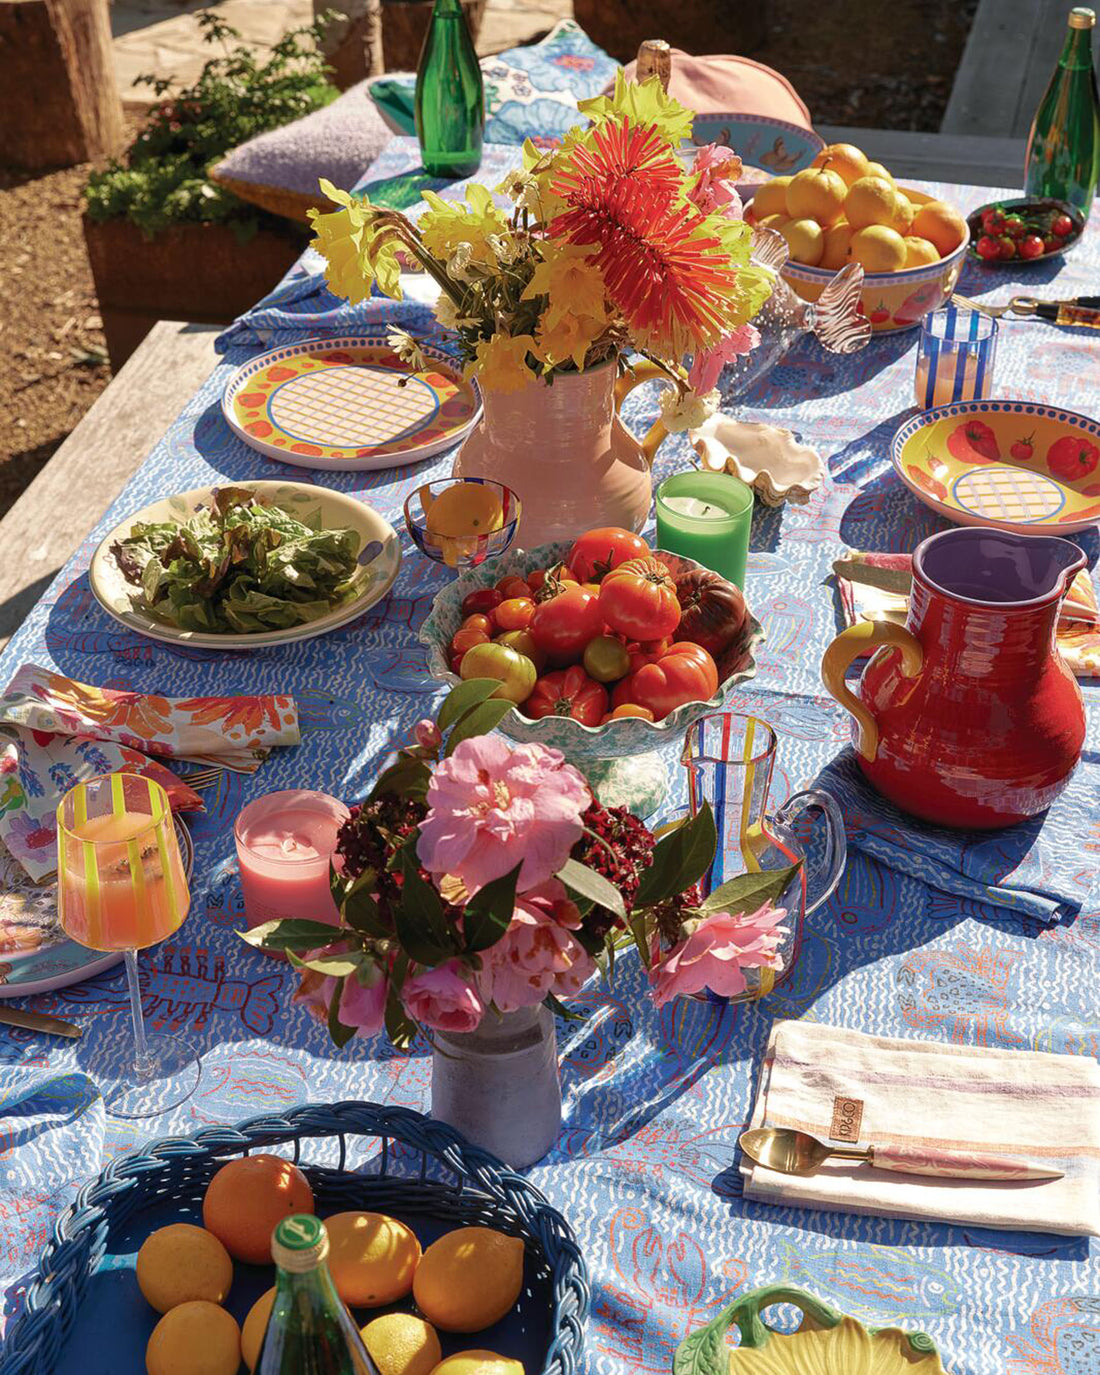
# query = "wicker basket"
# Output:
<box><xmin>0</xmin><ymin>1101</ymin><xmax>589</xmax><ymax>1375</ymax></box>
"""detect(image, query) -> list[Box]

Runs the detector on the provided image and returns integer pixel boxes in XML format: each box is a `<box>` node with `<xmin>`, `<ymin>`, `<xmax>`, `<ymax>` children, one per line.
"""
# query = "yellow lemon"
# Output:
<box><xmin>325</xmin><ymin>1211</ymin><xmax>421</xmax><ymax>1308</ymax></box>
<box><xmin>413</xmin><ymin>1227</ymin><xmax>524</xmax><ymax>1333</ymax></box>
<box><xmin>888</xmin><ymin>194</ymin><xmax>916</xmax><ymax>234</ymax></box>
<box><xmin>136</xmin><ymin>1224</ymin><xmax>233</xmax><ymax>1315</ymax></box>
<box><xmin>779</xmin><ymin>218</ymin><xmax>824</xmax><ymax>266</ymax></box>
<box><xmin>812</xmin><ymin>142</ymin><xmax>870</xmax><ymax>187</ymax></box>
<box><xmin>784</xmin><ymin>166</ymin><xmax>847</xmax><ymax>225</ymax></box>
<box><xmin>910</xmin><ymin>200</ymin><xmax>968</xmax><ymax>255</ymax></box>
<box><xmin>865</xmin><ymin>160</ymin><xmax>895</xmax><ymax>184</ymax></box>
<box><xmin>146</xmin><ymin>1300</ymin><xmax>241</xmax><ymax>1375</ymax></box>
<box><xmin>756</xmin><ymin>212</ymin><xmax>790</xmax><ymax>234</ymax></box>
<box><xmin>363</xmin><ymin>1314</ymin><xmax>443</xmax><ymax>1375</ymax></box>
<box><xmin>750</xmin><ymin>175</ymin><xmax>791</xmax><ymax>219</ymax></box>
<box><xmin>241</xmin><ymin>1288</ymin><xmax>275</xmax><ymax>1371</ymax></box>
<box><xmin>821</xmin><ymin>221</ymin><xmax>855</xmax><ymax>270</ymax></box>
<box><xmin>844</xmin><ymin>177</ymin><xmax>901</xmax><ymax>230</ymax></box>
<box><xmin>423</xmin><ymin>483</ymin><xmax>504</xmax><ymax>540</ymax></box>
<box><xmin>430</xmin><ymin>1353</ymin><xmax>524</xmax><ymax>1375</ymax></box>
<box><xmin>903</xmin><ymin>235</ymin><xmax>940</xmax><ymax>267</ymax></box>
<box><xmin>849</xmin><ymin>225</ymin><xmax>908</xmax><ymax>273</ymax></box>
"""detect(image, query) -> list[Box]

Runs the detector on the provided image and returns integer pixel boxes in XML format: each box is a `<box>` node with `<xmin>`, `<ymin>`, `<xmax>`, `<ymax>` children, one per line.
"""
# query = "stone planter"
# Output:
<box><xmin>82</xmin><ymin>214</ymin><xmax>309</xmax><ymax>369</ymax></box>
<box><xmin>431</xmin><ymin>1004</ymin><xmax>561</xmax><ymax>1169</ymax></box>
<box><xmin>380</xmin><ymin>0</ymin><xmax>486</xmax><ymax>71</ymax></box>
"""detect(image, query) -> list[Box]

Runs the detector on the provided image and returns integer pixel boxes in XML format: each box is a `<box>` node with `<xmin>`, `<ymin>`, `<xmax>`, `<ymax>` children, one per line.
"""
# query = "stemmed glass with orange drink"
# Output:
<box><xmin>56</xmin><ymin>772</ymin><xmax>199</xmax><ymax>1118</ymax></box>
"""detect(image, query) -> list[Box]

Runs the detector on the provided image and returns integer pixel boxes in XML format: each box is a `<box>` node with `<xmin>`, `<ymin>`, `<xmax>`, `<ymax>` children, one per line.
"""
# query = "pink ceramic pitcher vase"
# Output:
<box><xmin>453</xmin><ymin>359</ymin><xmax>670</xmax><ymax>547</ymax></box>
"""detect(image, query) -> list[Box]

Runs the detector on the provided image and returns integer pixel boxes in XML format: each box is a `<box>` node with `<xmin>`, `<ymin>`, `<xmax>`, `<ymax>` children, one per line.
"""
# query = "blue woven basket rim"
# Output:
<box><xmin>0</xmin><ymin>1100</ymin><xmax>589</xmax><ymax>1375</ymax></box>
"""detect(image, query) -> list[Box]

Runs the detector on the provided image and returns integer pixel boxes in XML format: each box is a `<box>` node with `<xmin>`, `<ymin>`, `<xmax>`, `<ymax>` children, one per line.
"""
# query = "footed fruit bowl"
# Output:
<box><xmin>419</xmin><ymin>542</ymin><xmax>764</xmax><ymax>814</ymax></box>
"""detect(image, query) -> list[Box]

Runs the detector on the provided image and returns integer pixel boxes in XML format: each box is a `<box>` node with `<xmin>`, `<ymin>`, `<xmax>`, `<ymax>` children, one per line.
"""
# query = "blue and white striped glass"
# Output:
<box><xmin>915</xmin><ymin>306</ymin><xmax>998</xmax><ymax>410</ymax></box>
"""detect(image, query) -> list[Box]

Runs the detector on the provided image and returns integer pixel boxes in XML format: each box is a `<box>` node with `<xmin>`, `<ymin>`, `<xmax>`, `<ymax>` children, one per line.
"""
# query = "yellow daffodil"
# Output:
<box><xmin>466</xmin><ymin>333</ymin><xmax>537</xmax><ymax>393</ymax></box>
<box><xmin>308</xmin><ymin>178</ymin><xmax>403</xmax><ymax>302</ymax></box>
<box><xmin>522</xmin><ymin>243</ymin><xmax>608</xmax><ymax>327</ymax></box>
<box><xmin>419</xmin><ymin>183</ymin><xmax>510</xmax><ymax>269</ymax></box>
<box><xmin>534</xmin><ymin>310</ymin><xmax>605</xmax><ymax>371</ymax></box>
<box><xmin>577</xmin><ymin>70</ymin><xmax>694</xmax><ymax>146</ymax></box>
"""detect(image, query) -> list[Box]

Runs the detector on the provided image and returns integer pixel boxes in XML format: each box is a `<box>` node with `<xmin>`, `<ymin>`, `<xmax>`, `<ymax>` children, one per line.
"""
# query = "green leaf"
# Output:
<box><xmin>287</xmin><ymin>949</ymin><xmax>365</xmax><ymax>977</ymax></box>
<box><xmin>384</xmin><ymin>980</ymin><xmax>417</xmax><ymax>1050</ymax></box>
<box><xmin>626</xmin><ymin>908</ymin><xmax>652</xmax><ymax>968</ymax></box>
<box><xmin>368</xmin><ymin>751</ymin><xmax>431</xmax><ymax>801</ymax></box>
<box><xmin>240</xmin><ymin>918</ymin><xmax>345</xmax><ymax>952</ymax></box>
<box><xmin>542</xmin><ymin>991</ymin><xmax>585</xmax><ymax>1022</ymax></box>
<box><xmin>394</xmin><ymin>844</ymin><xmax>455</xmax><ymax>966</ymax></box>
<box><xmin>444</xmin><ymin>698</ymin><xmax>514</xmax><ymax>754</ymax></box>
<box><xmin>697</xmin><ymin>862</ymin><xmax>802</xmax><ymax>915</ymax></box>
<box><xmin>438</xmin><ymin>678</ymin><xmax>500</xmax><ymax>732</ymax></box>
<box><xmin>557</xmin><ymin>857</ymin><xmax>627</xmax><ymax>921</ymax></box>
<box><xmin>633</xmin><ymin>802</ymin><xmax>717</xmax><ymax>909</ymax></box>
<box><xmin>463</xmin><ymin>862</ymin><xmax>523</xmax><ymax>952</ymax></box>
<box><xmin>327</xmin><ymin>976</ymin><xmax>357</xmax><ymax>1048</ymax></box>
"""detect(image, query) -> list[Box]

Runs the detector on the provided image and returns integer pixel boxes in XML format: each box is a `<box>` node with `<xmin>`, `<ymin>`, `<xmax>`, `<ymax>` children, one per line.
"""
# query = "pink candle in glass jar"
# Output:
<box><xmin>234</xmin><ymin>790</ymin><xmax>349</xmax><ymax>931</ymax></box>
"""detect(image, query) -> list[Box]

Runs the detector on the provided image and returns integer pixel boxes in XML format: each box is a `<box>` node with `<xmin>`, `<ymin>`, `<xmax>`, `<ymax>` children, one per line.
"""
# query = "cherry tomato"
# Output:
<box><xmin>496</xmin><ymin>629</ymin><xmax>547</xmax><ymax>673</ymax></box>
<box><xmin>567</xmin><ymin>527</ymin><xmax>651</xmax><ymax>583</ymax></box>
<box><xmin>1043</xmin><ymin>234</ymin><xmax>1062</xmax><ymax>252</ymax></box>
<box><xmin>981</xmin><ymin>207</ymin><xmax>1006</xmax><ymax>235</ymax></box>
<box><xmin>462</xmin><ymin>613</ymin><xmax>494</xmax><ymax>636</ymax></box>
<box><xmin>496</xmin><ymin>574</ymin><xmax>532</xmax><ymax>600</ymax></box>
<box><xmin>614</xmin><ymin>643</ymin><xmax>719</xmax><ymax>720</ymax></box>
<box><xmin>1003</xmin><ymin>214</ymin><xmax>1027</xmax><ymax>239</ymax></box>
<box><xmin>524</xmin><ymin>666</ymin><xmax>608</xmax><ymax>725</ymax></box>
<box><xmin>462</xmin><ymin>587</ymin><xmax>503</xmax><ymax>617</ymax></box>
<box><xmin>495</xmin><ymin>596</ymin><xmax>535</xmax><ymax>631</ymax></box>
<box><xmin>996</xmin><ymin>235</ymin><xmax>1016</xmax><ymax>259</ymax></box>
<box><xmin>451</xmin><ymin>626</ymin><xmax>489</xmax><ymax>656</ymax></box>
<box><xmin>1019</xmin><ymin>233</ymin><xmax>1046</xmax><ymax>260</ymax></box>
<box><xmin>976</xmin><ymin>234</ymin><xmax>1002</xmax><ymax>261</ymax></box>
<box><xmin>449</xmin><ymin>651</ymin><xmax>464</xmax><ymax>674</ymax></box>
<box><xmin>458</xmin><ymin>642</ymin><xmax>537</xmax><ymax>704</ymax></box>
<box><xmin>1051</xmin><ymin>212</ymin><xmax>1074</xmax><ymax>238</ymax></box>
<box><xmin>602</xmin><ymin>704</ymin><xmax>655</xmax><ymax>723</ymax></box>
<box><xmin>583</xmin><ymin>634</ymin><xmax>631</xmax><ymax>683</ymax></box>
<box><xmin>530</xmin><ymin>587</ymin><xmax>606</xmax><ymax>662</ymax></box>
<box><xmin>598</xmin><ymin>558</ymin><xmax>680</xmax><ymax>640</ymax></box>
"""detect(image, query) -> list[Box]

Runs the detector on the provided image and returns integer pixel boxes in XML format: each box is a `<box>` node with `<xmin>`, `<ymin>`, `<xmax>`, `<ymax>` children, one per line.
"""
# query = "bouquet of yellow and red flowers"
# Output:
<box><xmin>307</xmin><ymin>74</ymin><xmax>774</xmax><ymax>426</ymax></box>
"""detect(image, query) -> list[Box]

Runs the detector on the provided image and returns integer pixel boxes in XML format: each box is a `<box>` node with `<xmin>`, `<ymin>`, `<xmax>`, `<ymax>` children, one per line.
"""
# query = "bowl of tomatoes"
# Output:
<box><xmin>418</xmin><ymin>526</ymin><xmax>764</xmax><ymax>765</ymax></box>
<box><xmin>967</xmin><ymin>196</ymin><xmax>1085</xmax><ymax>266</ymax></box>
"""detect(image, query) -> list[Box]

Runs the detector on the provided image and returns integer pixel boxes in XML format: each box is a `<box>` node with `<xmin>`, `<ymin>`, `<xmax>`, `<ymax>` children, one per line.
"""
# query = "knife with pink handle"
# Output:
<box><xmin>739</xmin><ymin>1127</ymin><xmax>1064</xmax><ymax>1181</ymax></box>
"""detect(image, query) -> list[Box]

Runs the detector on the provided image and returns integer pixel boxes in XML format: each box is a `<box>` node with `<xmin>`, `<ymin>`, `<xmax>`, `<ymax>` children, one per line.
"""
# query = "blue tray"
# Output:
<box><xmin>0</xmin><ymin>1102</ymin><xmax>589</xmax><ymax>1375</ymax></box>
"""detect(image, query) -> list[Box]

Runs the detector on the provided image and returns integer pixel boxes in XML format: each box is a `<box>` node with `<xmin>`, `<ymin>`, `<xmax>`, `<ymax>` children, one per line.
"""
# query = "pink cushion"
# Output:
<box><xmin>617</xmin><ymin>50</ymin><xmax>812</xmax><ymax>128</ymax></box>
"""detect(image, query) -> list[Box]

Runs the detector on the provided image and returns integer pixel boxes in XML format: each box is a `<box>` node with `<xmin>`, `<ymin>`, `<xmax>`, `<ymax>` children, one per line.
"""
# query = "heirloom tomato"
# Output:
<box><xmin>674</xmin><ymin>569</ymin><xmax>747</xmax><ymax>658</ymax></box>
<box><xmin>598</xmin><ymin>558</ymin><xmax>680</xmax><ymax>640</ymax></box>
<box><xmin>614</xmin><ymin>643</ymin><xmax>719</xmax><ymax>720</ymax></box>
<box><xmin>458</xmin><ymin>643</ymin><xmax>537</xmax><ymax>703</ymax></box>
<box><xmin>461</xmin><ymin>587</ymin><xmax>503</xmax><ymax>617</ymax></box>
<box><xmin>529</xmin><ymin>587</ymin><xmax>605</xmax><ymax>662</ymax></box>
<box><xmin>625</xmin><ymin>637</ymin><xmax>671</xmax><ymax>673</ymax></box>
<box><xmin>496</xmin><ymin>629</ymin><xmax>547</xmax><ymax>673</ymax></box>
<box><xmin>567</xmin><ymin>527</ymin><xmax>650</xmax><ymax>583</ymax></box>
<box><xmin>583</xmin><ymin>635</ymin><xmax>631</xmax><ymax>683</ymax></box>
<box><xmin>524</xmin><ymin>666</ymin><xmax>608</xmax><ymax>725</ymax></box>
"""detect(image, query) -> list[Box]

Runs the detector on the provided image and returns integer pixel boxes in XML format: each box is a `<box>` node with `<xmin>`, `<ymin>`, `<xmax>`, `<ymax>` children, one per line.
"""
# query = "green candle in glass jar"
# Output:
<box><xmin>655</xmin><ymin>470</ymin><xmax>754</xmax><ymax>588</ymax></box>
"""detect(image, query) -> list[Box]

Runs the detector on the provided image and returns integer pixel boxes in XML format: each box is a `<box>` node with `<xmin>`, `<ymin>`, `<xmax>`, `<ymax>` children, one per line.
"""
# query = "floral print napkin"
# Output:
<box><xmin>0</xmin><ymin>664</ymin><xmax>299</xmax><ymax>881</ymax></box>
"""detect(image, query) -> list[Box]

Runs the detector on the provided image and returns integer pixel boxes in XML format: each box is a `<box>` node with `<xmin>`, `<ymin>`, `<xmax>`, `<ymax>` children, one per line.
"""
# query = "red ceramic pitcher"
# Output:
<box><xmin>821</xmin><ymin>528</ymin><xmax>1087</xmax><ymax>829</ymax></box>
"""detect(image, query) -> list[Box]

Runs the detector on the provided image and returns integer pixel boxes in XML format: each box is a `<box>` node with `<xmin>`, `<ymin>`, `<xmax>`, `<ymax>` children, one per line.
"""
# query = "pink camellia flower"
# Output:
<box><xmin>339</xmin><ymin>969</ymin><xmax>387</xmax><ymax>1036</ymax></box>
<box><xmin>402</xmin><ymin>959</ymin><xmax>485</xmax><ymax>1033</ymax></box>
<box><xmin>480</xmin><ymin>879</ymin><xmax>596</xmax><ymax>1013</ymax></box>
<box><xmin>417</xmin><ymin>735</ymin><xmax>590</xmax><ymax>896</ymax></box>
<box><xmin>293</xmin><ymin>968</ymin><xmax>336</xmax><ymax>1025</ymax></box>
<box><xmin>687</xmin><ymin>144</ymin><xmax>744</xmax><ymax>218</ymax></box>
<box><xmin>688</xmin><ymin>323</ymin><xmax>761</xmax><ymax>395</ymax></box>
<box><xmin>648</xmin><ymin>902</ymin><xmax>789</xmax><ymax>1006</ymax></box>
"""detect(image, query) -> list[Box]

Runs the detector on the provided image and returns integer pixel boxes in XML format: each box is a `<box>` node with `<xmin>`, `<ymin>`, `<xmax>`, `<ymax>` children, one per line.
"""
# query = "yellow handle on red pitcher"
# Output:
<box><xmin>820</xmin><ymin>620</ymin><xmax>923</xmax><ymax>762</ymax></box>
<box><xmin>613</xmin><ymin>360</ymin><xmax>671</xmax><ymax>469</ymax></box>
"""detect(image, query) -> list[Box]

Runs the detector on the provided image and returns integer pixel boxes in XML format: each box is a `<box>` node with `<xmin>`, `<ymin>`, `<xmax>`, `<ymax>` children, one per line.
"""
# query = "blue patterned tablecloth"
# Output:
<box><xmin>1</xmin><ymin>146</ymin><xmax>1099</xmax><ymax>1375</ymax></box>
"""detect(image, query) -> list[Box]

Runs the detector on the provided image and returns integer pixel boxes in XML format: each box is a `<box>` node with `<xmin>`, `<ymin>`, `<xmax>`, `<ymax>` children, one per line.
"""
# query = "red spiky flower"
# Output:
<box><xmin>549</xmin><ymin>115</ymin><xmax>748</xmax><ymax>358</ymax></box>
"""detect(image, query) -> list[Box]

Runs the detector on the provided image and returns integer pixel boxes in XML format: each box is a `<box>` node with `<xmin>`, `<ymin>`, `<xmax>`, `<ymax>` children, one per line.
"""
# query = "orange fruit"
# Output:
<box><xmin>202</xmin><ymin>1154</ymin><xmax>314</xmax><ymax>1265</ymax></box>
<box><xmin>136</xmin><ymin>1224</ymin><xmax>233</xmax><ymax>1314</ymax></box>
<box><xmin>779</xmin><ymin>218</ymin><xmax>824</xmax><ymax>266</ymax></box>
<box><xmin>849</xmin><ymin>225</ymin><xmax>908</xmax><ymax>272</ymax></box>
<box><xmin>812</xmin><ymin>142</ymin><xmax>870</xmax><ymax>187</ymax></box>
<box><xmin>241</xmin><ymin>1288</ymin><xmax>275</xmax><ymax>1371</ymax></box>
<box><xmin>784</xmin><ymin>166</ymin><xmax>847</xmax><ymax>225</ymax></box>
<box><xmin>750</xmin><ymin>175</ymin><xmax>791</xmax><ymax>219</ymax></box>
<box><xmin>325</xmin><ymin>1211</ymin><xmax>421</xmax><ymax>1307</ymax></box>
<box><xmin>821</xmin><ymin>221</ymin><xmax>855</xmax><ymax>270</ymax></box>
<box><xmin>903</xmin><ymin>235</ymin><xmax>940</xmax><ymax>267</ymax></box>
<box><xmin>844</xmin><ymin>177</ymin><xmax>900</xmax><ymax>230</ymax></box>
<box><xmin>865</xmin><ymin>160</ymin><xmax>895</xmax><ymax>184</ymax></box>
<box><xmin>146</xmin><ymin>1300</ymin><xmax>241</xmax><ymax>1375</ymax></box>
<box><xmin>756</xmin><ymin>212</ymin><xmax>790</xmax><ymax>234</ymax></box>
<box><xmin>910</xmin><ymin>200</ymin><xmax>968</xmax><ymax>255</ymax></box>
<box><xmin>888</xmin><ymin>194</ymin><xmax>916</xmax><ymax>234</ymax></box>
<box><xmin>413</xmin><ymin>1227</ymin><xmax>524</xmax><ymax>1333</ymax></box>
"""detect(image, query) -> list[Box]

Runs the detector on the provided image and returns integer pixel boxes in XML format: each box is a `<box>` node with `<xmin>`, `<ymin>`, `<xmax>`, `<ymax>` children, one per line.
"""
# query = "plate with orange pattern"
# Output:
<box><xmin>892</xmin><ymin>399</ymin><xmax>1100</xmax><ymax>535</ymax></box>
<box><xmin>223</xmin><ymin>335</ymin><xmax>482</xmax><ymax>472</ymax></box>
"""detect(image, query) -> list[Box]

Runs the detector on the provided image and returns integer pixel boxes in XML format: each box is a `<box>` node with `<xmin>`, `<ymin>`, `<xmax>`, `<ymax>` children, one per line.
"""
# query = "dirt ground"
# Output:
<box><xmin>0</xmin><ymin>4</ymin><xmax>979</xmax><ymax>520</ymax></box>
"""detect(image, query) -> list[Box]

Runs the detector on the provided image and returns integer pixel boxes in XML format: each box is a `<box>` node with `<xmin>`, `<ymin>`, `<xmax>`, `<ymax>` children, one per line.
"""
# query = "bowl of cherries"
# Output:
<box><xmin>967</xmin><ymin>195</ymin><xmax>1085</xmax><ymax>266</ymax></box>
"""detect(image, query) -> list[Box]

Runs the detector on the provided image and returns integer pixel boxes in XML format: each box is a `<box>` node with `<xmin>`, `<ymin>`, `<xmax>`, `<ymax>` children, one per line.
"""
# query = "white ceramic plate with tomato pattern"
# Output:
<box><xmin>892</xmin><ymin>399</ymin><xmax>1100</xmax><ymax>535</ymax></box>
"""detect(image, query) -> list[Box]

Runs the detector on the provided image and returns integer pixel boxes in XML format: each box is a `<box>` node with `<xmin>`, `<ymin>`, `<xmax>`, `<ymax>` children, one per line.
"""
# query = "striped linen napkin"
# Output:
<box><xmin>743</xmin><ymin>1020</ymin><xmax>1100</xmax><ymax>1235</ymax></box>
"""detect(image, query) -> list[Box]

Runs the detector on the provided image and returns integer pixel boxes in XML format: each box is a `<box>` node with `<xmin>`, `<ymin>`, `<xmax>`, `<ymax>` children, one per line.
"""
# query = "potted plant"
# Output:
<box><xmin>83</xmin><ymin>11</ymin><xmax>339</xmax><ymax>367</ymax></box>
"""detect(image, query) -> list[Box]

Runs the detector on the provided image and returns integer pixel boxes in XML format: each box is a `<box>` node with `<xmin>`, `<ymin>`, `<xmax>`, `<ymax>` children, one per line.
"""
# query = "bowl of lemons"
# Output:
<box><xmin>405</xmin><ymin>478</ymin><xmax>522</xmax><ymax>570</ymax></box>
<box><xmin>747</xmin><ymin>141</ymin><xmax>970</xmax><ymax>333</ymax></box>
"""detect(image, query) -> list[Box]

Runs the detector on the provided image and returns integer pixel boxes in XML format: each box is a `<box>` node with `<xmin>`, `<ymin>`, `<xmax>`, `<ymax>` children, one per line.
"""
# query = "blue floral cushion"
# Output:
<box><xmin>368</xmin><ymin>19</ymin><xmax>617</xmax><ymax>146</ymax></box>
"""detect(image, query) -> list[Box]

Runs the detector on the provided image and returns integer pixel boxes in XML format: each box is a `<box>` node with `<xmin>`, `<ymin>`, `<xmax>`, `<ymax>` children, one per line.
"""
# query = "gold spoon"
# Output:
<box><xmin>739</xmin><ymin>1127</ymin><xmax>1063</xmax><ymax>1181</ymax></box>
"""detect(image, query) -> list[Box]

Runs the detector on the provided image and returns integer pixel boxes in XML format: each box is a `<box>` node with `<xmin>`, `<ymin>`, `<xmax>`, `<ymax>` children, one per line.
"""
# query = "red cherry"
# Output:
<box><xmin>976</xmin><ymin>234</ymin><xmax>1002</xmax><ymax>261</ymax></box>
<box><xmin>1019</xmin><ymin>233</ymin><xmax>1046</xmax><ymax>260</ymax></box>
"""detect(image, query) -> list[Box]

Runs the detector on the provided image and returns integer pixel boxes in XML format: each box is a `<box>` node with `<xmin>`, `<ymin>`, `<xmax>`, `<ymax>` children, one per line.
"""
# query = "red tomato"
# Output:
<box><xmin>496</xmin><ymin>574</ymin><xmax>532</xmax><ymax>600</ymax></box>
<box><xmin>981</xmin><ymin>207</ymin><xmax>1006</xmax><ymax>235</ymax></box>
<box><xmin>495</xmin><ymin>597</ymin><xmax>535</xmax><ymax>631</ymax></box>
<box><xmin>567</xmin><ymin>527</ymin><xmax>651</xmax><ymax>583</ymax></box>
<box><xmin>662</xmin><ymin>642</ymin><xmax>719</xmax><ymax>694</ymax></box>
<box><xmin>531</xmin><ymin>562</ymin><xmax>579</xmax><ymax>602</ymax></box>
<box><xmin>1003</xmin><ymin>214</ymin><xmax>1027</xmax><ymax>239</ymax></box>
<box><xmin>976</xmin><ymin>234</ymin><xmax>1001</xmax><ymax>261</ymax></box>
<box><xmin>598</xmin><ymin>558</ymin><xmax>680</xmax><ymax>640</ymax></box>
<box><xmin>1051</xmin><ymin>212</ymin><xmax>1074</xmax><ymax>238</ymax></box>
<box><xmin>451</xmin><ymin>626</ymin><xmax>489</xmax><ymax>656</ymax></box>
<box><xmin>1019</xmin><ymin>233</ymin><xmax>1046</xmax><ymax>260</ymax></box>
<box><xmin>462</xmin><ymin>587</ymin><xmax>503</xmax><ymax>617</ymax></box>
<box><xmin>625</xmin><ymin>637</ymin><xmax>671</xmax><ymax>673</ymax></box>
<box><xmin>524</xmin><ymin>666</ymin><xmax>608</xmax><ymax>725</ymax></box>
<box><xmin>996</xmin><ymin>235</ymin><xmax>1016</xmax><ymax>259</ymax></box>
<box><xmin>1043</xmin><ymin>234</ymin><xmax>1062</xmax><ymax>252</ymax></box>
<box><xmin>674</xmin><ymin>569</ymin><xmax>746</xmax><ymax>658</ymax></box>
<box><xmin>617</xmin><ymin>644</ymin><xmax>719</xmax><ymax>720</ymax></box>
<box><xmin>529</xmin><ymin>587</ymin><xmax>606</xmax><ymax>662</ymax></box>
<box><xmin>462</xmin><ymin>614</ymin><xmax>494</xmax><ymax>636</ymax></box>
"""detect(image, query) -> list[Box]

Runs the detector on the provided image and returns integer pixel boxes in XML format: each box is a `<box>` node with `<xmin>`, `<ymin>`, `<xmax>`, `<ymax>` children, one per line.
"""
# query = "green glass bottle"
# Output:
<box><xmin>414</xmin><ymin>0</ymin><xmax>485</xmax><ymax>178</ymax></box>
<box><xmin>256</xmin><ymin>1215</ymin><xmax>381</xmax><ymax>1375</ymax></box>
<box><xmin>1024</xmin><ymin>6</ymin><xmax>1100</xmax><ymax>218</ymax></box>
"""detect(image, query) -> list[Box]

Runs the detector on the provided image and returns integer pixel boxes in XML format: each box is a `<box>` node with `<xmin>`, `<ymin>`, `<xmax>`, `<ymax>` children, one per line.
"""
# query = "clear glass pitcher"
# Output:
<box><xmin>680</xmin><ymin>713</ymin><xmax>847</xmax><ymax>1000</ymax></box>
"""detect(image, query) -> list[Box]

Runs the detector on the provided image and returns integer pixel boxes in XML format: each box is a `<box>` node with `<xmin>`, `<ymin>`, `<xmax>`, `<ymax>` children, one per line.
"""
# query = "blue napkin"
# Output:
<box><xmin>816</xmin><ymin>749</ymin><xmax>1092</xmax><ymax>923</ymax></box>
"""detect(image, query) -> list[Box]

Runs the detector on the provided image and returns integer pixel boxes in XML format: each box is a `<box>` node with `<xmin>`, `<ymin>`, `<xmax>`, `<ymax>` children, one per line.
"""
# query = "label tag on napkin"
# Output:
<box><xmin>830</xmin><ymin>1095</ymin><xmax>864</xmax><ymax>1142</ymax></box>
